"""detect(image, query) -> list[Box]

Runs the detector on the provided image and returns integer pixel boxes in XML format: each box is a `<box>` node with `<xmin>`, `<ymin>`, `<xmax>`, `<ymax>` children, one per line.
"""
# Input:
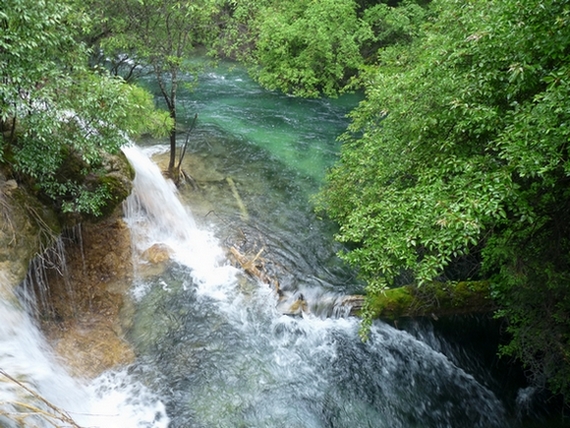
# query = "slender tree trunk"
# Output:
<box><xmin>168</xmin><ymin>106</ymin><xmax>176</xmax><ymax>173</ymax></box>
<box><xmin>154</xmin><ymin>65</ymin><xmax>178</xmax><ymax>177</ymax></box>
<box><xmin>176</xmin><ymin>113</ymin><xmax>198</xmax><ymax>171</ymax></box>
<box><xmin>167</xmin><ymin>75</ymin><xmax>178</xmax><ymax>176</ymax></box>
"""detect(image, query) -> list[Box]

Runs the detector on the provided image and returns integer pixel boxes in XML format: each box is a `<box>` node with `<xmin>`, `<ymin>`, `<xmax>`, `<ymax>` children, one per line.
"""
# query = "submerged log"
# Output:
<box><xmin>226</xmin><ymin>177</ymin><xmax>249</xmax><ymax>221</ymax></box>
<box><xmin>339</xmin><ymin>295</ymin><xmax>365</xmax><ymax>315</ymax></box>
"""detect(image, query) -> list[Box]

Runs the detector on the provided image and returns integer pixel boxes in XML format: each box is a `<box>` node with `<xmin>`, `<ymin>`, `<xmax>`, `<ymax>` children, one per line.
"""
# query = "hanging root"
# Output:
<box><xmin>0</xmin><ymin>191</ymin><xmax>16</xmax><ymax>246</ymax></box>
<box><xmin>24</xmin><ymin>204</ymin><xmax>59</xmax><ymax>255</ymax></box>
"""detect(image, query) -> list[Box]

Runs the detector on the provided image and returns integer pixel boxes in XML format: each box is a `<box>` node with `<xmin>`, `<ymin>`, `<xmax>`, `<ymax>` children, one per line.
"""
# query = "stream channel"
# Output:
<box><xmin>0</xmin><ymin>62</ymin><xmax>553</xmax><ymax>427</ymax></box>
<box><xmin>122</xmin><ymin>62</ymin><xmax>538</xmax><ymax>427</ymax></box>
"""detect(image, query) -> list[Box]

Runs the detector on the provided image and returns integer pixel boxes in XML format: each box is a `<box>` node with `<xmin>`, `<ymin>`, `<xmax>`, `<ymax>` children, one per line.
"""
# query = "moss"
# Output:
<box><xmin>367</xmin><ymin>280</ymin><xmax>495</xmax><ymax>321</ymax></box>
<box><xmin>369</xmin><ymin>286</ymin><xmax>414</xmax><ymax>320</ymax></box>
<box><xmin>114</xmin><ymin>149</ymin><xmax>135</xmax><ymax>181</ymax></box>
<box><xmin>95</xmin><ymin>175</ymin><xmax>130</xmax><ymax>219</ymax></box>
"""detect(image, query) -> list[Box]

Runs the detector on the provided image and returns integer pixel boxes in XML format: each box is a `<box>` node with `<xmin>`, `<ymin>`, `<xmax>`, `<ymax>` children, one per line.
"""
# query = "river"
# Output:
<box><xmin>0</xmin><ymin>62</ymin><xmax>552</xmax><ymax>427</ymax></box>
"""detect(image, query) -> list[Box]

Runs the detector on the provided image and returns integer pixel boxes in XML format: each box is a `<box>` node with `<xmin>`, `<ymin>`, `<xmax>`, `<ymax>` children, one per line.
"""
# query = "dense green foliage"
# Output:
<box><xmin>218</xmin><ymin>0</ymin><xmax>426</xmax><ymax>96</ymax></box>
<box><xmin>0</xmin><ymin>0</ymin><xmax>171</xmax><ymax>216</ymax></box>
<box><xmin>84</xmin><ymin>0</ymin><xmax>223</xmax><ymax>174</ymax></box>
<box><xmin>318</xmin><ymin>0</ymin><xmax>570</xmax><ymax>400</ymax></box>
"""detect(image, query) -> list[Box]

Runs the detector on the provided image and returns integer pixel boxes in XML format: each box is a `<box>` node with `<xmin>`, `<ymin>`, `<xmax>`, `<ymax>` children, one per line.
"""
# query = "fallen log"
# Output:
<box><xmin>228</xmin><ymin>245</ymin><xmax>280</xmax><ymax>294</ymax></box>
<box><xmin>362</xmin><ymin>280</ymin><xmax>495</xmax><ymax>320</ymax></box>
<box><xmin>226</xmin><ymin>177</ymin><xmax>249</xmax><ymax>221</ymax></box>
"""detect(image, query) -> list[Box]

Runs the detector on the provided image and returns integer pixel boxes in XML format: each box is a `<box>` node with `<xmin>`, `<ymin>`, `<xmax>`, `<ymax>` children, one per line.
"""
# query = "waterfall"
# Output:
<box><xmin>0</xmin><ymin>242</ymin><xmax>169</xmax><ymax>427</ymax></box>
<box><xmin>122</xmin><ymin>144</ymin><xmax>238</xmax><ymax>300</ymax></box>
<box><xmin>120</xmin><ymin>144</ymin><xmax>514</xmax><ymax>428</ymax></box>
<box><xmin>0</xmin><ymin>144</ymin><xmax>232</xmax><ymax>428</ymax></box>
<box><xmin>0</xmin><ymin>145</ymin><xmax>519</xmax><ymax>428</ymax></box>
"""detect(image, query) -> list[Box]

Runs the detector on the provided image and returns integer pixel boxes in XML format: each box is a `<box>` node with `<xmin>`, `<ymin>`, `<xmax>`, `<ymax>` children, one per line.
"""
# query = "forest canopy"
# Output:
<box><xmin>217</xmin><ymin>0</ymin><xmax>427</xmax><ymax>97</ymax></box>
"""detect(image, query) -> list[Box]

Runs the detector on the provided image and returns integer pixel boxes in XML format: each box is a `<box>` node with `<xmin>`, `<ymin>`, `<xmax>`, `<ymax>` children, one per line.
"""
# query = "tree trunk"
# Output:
<box><xmin>168</xmin><ymin>106</ymin><xmax>177</xmax><ymax>175</ymax></box>
<box><xmin>154</xmin><ymin>66</ymin><xmax>178</xmax><ymax>179</ymax></box>
<box><xmin>365</xmin><ymin>281</ymin><xmax>496</xmax><ymax>320</ymax></box>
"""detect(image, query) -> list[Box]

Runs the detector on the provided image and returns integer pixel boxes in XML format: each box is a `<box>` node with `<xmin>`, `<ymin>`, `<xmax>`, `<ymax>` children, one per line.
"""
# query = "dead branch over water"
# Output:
<box><xmin>0</xmin><ymin>368</ymin><xmax>82</xmax><ymax>428</ymax></box>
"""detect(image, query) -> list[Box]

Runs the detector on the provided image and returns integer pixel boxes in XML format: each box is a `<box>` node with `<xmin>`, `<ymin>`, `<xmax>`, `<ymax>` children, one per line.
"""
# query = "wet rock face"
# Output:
<box><xmin>39</xmin><ymin>209</ymin><xmax>136</xmax><ymax>378</ymax></box>
<box><xmin>1</xmin><ymin>155</ymin><xmax>137</xmax><ymax>378</ymax></box>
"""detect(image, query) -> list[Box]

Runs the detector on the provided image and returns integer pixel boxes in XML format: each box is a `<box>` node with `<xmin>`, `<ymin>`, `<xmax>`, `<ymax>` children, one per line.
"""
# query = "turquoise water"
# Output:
<box><xmin>147</xmin><ymin>61</ymin><xmax>360</xmax><ymax>184</ymax></box>
<box><xmin>140</xmin><ymin>61</ymin><xmax>364</xmax><ymax>297</ymax></box>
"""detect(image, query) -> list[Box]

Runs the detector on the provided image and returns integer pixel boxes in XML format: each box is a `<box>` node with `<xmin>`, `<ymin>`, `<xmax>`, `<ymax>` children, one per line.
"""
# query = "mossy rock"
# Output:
<box><xmin>57</xmin><ymin>150</ymin><xmax>134</xmax><ymax>225</ymax></box>
<box><xmin>91</xmin><ymin>150</ymin><xmax>134</xmax><ymax>220</ymax></box>
<box><xmin>368</xmin><ymin>287</ymin><xmax>414</xmax><ymax>319</ymax></box>
<box><xmin>94</xmin><ymin>173</ymin><xmax>131</xmax><ymax>219</ymax></box>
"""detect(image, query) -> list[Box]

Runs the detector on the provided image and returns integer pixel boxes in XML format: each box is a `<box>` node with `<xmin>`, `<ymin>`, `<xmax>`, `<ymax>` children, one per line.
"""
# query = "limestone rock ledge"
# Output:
<box><xmin>40</xmin><ymin>210</ymin><xmax>136</xmax><ymax>379</ymax></box>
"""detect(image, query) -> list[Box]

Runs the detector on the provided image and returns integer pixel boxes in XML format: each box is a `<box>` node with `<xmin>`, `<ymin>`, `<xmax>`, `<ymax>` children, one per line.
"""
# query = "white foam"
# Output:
<box><xmin>75</xmin><ymin>369</ymin><xmax>169</xmax><ymax>428</ymax></box>
<box><xmin>122</xmin><ymin>144</ymin><xmax>239</xmax><ymax>300</ymax></box>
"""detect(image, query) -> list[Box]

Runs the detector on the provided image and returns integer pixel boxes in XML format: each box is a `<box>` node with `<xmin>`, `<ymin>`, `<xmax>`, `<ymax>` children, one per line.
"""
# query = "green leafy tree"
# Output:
<box><xmin>0</xmin><ymin>0</ymin><xmax>171</xmax><ymax>216</ymax></box>
<box><xmin>88</xmin><ymin>0</ymin><xmax>222</xmax><ymax>178</ymax></box>
<box><xmin>251</xmin><ymin>0</ymin><xmax>366</xmax><ymax>97</ymax></box>
<box><xmin>318</xmin><ymin>0</ymin><xmax>570</xmax><ymax>400</ymax></box>
<box><xmin>217</xmin><ymin>0</ymin><xmax>426</xmax><ymax>97</ymax></box>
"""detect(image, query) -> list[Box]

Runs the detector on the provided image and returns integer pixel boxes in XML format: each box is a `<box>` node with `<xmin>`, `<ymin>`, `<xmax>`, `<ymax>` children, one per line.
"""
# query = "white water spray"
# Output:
<box><xmin>0</xmin><ymin>274</ymin><xmax>84</xmax><ymax>427</ymax></box>
<box><xmin>0</xmin><ymin>269</ymin><xmax>169</xmax><ymax>428</ymax></box>
<box><xmin>122</xmin><ymin>144</ymin><xmax>238</xmax><ymax>300</ymax></box>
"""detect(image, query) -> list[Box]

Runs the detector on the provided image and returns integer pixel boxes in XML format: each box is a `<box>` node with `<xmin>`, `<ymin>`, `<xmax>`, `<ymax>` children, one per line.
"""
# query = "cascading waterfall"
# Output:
<box><xmin>0</xmin><ymin>245</ymin><xmax>169</xmax><ymax>427</ymax></box>
<box><xmin>122</xmin><ymin>144</ymin><xmax>238</xmax><ymax>300</ymax></box>
<box><xmin>121</xmin><ymin>144</ymin><xmax>513</xmax><ymax>428</ymax></box>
